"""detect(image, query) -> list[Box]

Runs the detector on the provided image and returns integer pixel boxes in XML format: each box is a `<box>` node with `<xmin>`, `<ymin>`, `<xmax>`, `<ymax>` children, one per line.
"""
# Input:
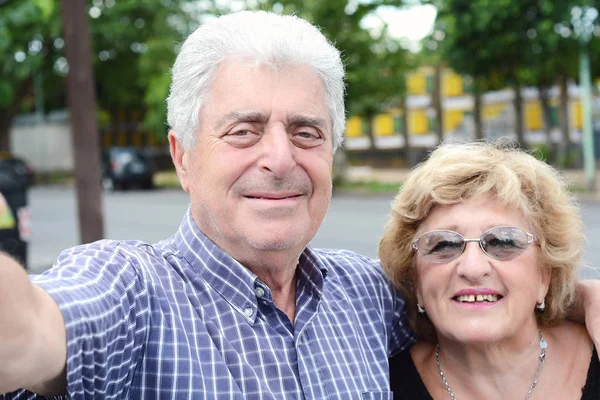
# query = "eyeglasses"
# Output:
<box><xmin>412</xmin><ymin>226</ymin><xmax>537</xmax><ymax>264</ymax></box>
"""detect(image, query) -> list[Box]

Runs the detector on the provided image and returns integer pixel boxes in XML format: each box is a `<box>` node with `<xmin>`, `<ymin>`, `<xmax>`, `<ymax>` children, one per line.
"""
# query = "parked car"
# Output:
<box><xmin>0</xmin><ymin>152</ymin><xmax>35</xmax><ymax>187</ymax></box>
<box><xmin>101</xmin><ymin>147</ymin><xmax>154</xmax><ymax>191</ymax></box>
<box><xmin>0</xmin><ymin>156</ymin><xmax>30</xmax><ymax>268</ymax></box>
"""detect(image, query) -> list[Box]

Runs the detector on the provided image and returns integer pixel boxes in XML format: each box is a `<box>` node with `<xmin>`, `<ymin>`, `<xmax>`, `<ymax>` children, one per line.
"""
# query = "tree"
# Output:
<box><xmin>0</xmin><ymin>0</ymin><xmax>61</xmax><ymax>151</ymax></box>
<box><xmin>88</xmin><ymin>0</ymin><xmax>199</xmax><ymax>136</ymax></box>
<box><xmin>518</xmin><ymin>1</ymin><xmax>580</xmax><ymax>165</ymax></box>
<box><xmin>0</xmin><ymin>0</ymin><xmax>199</xmax><ymax>151</ymax></box>
<box><xmin>417</xmin><ymin>44</ymin><xmax>445</xmax><ymax>143</ymax></box>
<box><xmin>258</xmin><ymin>0</ymin><xmax>412</xmax><ymax>150</ymax></box>
<box><xmin>61</xmin><ymin>0</ymin><xmax>104</xmax><ymax>243</ymax></box>
<box><xmin>429</xmin><ymin>0</ymin><xmax>545</xmax><ymax>146</ymax></box>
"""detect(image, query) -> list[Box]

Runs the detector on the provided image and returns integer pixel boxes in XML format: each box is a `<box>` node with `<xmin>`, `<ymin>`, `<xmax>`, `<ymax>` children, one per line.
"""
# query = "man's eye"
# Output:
<box><xmin>223</xmin><ymin>129</ymin><xmax>261</xmax><ymax>147</ymax></box>
<box><xmin>291</xmin><ymin>129</ymin><xmax>324</xmax><ymax>148</ymax></box>
<box><xmin>297</xmin><ymin>131</ymin><xmax>317</xmax><ymax>139</ymax></box>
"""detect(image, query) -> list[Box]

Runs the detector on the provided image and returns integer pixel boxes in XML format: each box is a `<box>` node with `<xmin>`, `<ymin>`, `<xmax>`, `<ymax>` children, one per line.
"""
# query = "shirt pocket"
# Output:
<box><xmin>361</xmin><ymin>391</ymin><xmax>393</xmax><ymax>399</ymax></box>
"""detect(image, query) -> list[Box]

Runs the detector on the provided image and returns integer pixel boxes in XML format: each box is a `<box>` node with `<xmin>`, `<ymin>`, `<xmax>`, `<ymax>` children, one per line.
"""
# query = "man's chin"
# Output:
<box><xmin>243</xmin><ymin>229</ymin><xmax>307</xmax><ymax>252</ymax></box>
<box><xmin>246</xmin><ymin>236</ymin><xmax>300</xmax><ymax>251</ymax></box>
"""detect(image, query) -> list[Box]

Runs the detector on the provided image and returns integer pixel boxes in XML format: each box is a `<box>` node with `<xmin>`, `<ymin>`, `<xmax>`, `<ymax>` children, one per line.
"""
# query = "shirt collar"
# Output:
<box><xmin>170</xmin><ymin>209</ymin><xmax>328</xmax><ymax>320</ymax></box>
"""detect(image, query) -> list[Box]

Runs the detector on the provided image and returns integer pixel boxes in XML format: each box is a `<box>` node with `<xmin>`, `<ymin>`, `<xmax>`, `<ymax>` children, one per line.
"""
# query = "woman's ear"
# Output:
<box><xmin>537</xmin><ymin>263</ymin><xmax>551</xmax><ymax>305</ymax></box>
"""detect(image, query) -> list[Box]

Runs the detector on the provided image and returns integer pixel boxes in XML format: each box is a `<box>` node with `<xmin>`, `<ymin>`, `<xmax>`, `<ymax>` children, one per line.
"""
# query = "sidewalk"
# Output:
<box><xmin>345</xmin><ymin>166</ymin><xmax>600</xmax><ymax>201</ymax></box>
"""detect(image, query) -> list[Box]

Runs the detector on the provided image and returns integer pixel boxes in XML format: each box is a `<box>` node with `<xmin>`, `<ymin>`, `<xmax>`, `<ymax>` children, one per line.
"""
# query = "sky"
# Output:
<box><xmin>195</xmin><ymin>1</ymin><xmax>438</xmax><ymax>53</ymax></box>
<box><xmin>362</xmin><ymin>4</ymin><xmax>438</xmax><ymax>52</ymax></box>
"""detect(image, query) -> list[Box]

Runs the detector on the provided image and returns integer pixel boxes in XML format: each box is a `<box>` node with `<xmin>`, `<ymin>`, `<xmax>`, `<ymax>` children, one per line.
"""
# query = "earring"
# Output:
<box><xmin>417</xmin><ymin>303</ymin><xmax>426</xmax><ymax>314</ymax></box>
<box><xmin>536</xmin><ymin>299</ymin><xmax>545</xmax><ymax>312</ymax></box>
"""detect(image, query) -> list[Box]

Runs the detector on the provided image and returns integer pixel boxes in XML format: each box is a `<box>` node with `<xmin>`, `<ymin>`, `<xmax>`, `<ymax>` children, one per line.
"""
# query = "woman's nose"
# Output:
<box><xmin>455</xmin><ymin>242</ymin><xmax>493</xmax><ymax>281</ymax></box>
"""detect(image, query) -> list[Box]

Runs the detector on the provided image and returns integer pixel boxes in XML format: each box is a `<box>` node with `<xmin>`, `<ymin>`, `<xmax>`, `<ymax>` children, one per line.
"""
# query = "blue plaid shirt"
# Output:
<box><xmin>4</xmin><ymin>210</ymin><xmax>414</xmax><ymax>399</ymax></box>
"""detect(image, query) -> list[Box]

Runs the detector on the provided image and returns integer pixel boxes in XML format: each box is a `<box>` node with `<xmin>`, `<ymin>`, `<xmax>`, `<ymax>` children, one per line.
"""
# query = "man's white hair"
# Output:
<box><xmin>166</xmin><ymin>10</ymin><xmax>346</xmax><ymax>151</ymax></box>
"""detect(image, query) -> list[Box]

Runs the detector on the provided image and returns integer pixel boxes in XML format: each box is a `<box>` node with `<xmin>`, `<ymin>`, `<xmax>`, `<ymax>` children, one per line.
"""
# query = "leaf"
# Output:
<box><xmin>32</xmin><ymin>0</ymin><xmax>54</xmax><ymax>20</ymax></box>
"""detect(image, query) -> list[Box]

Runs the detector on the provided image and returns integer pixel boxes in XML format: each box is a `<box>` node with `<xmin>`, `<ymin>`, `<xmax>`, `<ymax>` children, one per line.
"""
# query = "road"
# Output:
<box><xmin>28</xmin><ymin>186</ymin><xmax>600</xmax><ymax>279</ymax></box>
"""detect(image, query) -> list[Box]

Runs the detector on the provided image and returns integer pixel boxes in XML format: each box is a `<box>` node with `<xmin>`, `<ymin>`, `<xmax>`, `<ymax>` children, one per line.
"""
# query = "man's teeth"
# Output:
<box><xmin>455</xmin><ymin>294</ymin><xmax>499</xmax><ymax>303</ymax></box>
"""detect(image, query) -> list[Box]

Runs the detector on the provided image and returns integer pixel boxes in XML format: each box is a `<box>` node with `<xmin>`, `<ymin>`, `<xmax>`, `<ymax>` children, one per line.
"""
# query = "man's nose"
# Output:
<box><xmin>258</xmin><ymin>127</ymin><xmax>296</xmax><ymax>177</ymax></box>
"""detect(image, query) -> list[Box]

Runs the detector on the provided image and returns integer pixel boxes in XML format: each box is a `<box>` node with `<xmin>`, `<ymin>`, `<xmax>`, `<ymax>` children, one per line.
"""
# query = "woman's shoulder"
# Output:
<box><xmin>544</xmin><ymin>321</ymin><xmax>596</xmax><ymax>399</ymax></box>
<box><xmin>581</xmin><ymin>343</ymin><xmax>600</xmax><ymax>399</ymax></box>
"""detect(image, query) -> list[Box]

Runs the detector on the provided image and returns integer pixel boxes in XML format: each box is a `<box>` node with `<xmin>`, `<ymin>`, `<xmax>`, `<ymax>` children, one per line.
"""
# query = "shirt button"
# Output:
<box><xmin>255</xmin><ymin>286</ymin><xmax>265</xmax><ymax>298</ymax></box>
<box><xmin>243</xmin><ymin>307</ymin><xmax>253</xmax><ymax>317</ymax></box>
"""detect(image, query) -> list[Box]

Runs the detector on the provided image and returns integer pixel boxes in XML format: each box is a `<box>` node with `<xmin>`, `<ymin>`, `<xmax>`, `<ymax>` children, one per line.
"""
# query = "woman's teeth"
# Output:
<box><xmin>454</xmin><ymin>294</ymin><xmax>499</xmax><ymax>303</ymax></box>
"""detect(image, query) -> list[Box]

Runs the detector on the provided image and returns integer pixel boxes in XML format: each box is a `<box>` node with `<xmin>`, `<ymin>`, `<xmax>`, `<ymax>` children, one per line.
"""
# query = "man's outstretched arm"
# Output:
<box><xmin>0</xmin><ymin>253</ymin><xmax>67</xmax><ymax>395</ymax></box>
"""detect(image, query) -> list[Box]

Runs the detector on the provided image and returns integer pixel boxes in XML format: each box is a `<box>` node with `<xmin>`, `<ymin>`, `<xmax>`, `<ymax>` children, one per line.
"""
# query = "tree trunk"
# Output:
<box><xmin>61</xmin><ymin>0</ymin><xmax>105</xmax><ymax>243</ymax></box>
<box><xmin>400</xmin><ymin>95</ymin><xmax>412</xmax><ymax>166</ymax></box>
<box><xmin>558</xmin><ymin>75</ymin><xmax>572</xmax><ymax>168</ymax></box>
<box><xmin>0</xmin><ymin>114</ymin><xmax>15</xmax><ymax>153</ymax></box>
<box><xmin>473</xmin><ymin>83</ymin><xmax>484</xmax><ymax>140</ymax></box>
<box><xmin>0</xmin><ymin>76</ymin><xmax>34</xmax><ymax>152</ymax></box>
<box><xmin>538</xmin><ymin>84</ymin><xmax>555</xmax><ymax>164</ymax></box>
<box><xmin>513</xmin><ymin>81</ymin><xmax>525</xmax><ymax>147</ymax></box>
<box><xmin>432</xmin><ymin>63</ymin><xmax>444</xmax><ymax>144</ymax></box>
<box><xmin>364</xmin><ymin>113</ymin><xmax>376</xmax><ymax>151</ymax></box>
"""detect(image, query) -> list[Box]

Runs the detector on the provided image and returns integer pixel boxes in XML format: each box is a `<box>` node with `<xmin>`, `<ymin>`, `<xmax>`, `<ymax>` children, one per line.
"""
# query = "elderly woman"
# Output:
<box><xmin>380</xmin><ymin>141</ymin><xmax>599</xmax><ymax>399</ymax></box>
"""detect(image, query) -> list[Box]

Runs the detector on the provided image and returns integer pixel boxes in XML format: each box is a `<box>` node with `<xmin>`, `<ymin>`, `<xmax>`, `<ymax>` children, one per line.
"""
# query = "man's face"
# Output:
<box><xmin>171</xmin><ymin>60</ymin><xmax>334</xmax><ymax>268</ymax></box>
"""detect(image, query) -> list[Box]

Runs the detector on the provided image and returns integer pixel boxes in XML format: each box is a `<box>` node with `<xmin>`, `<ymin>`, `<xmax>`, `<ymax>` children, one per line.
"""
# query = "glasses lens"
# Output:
<box><xmin>481</xmin><ymin>226</ymin><xmax>530</xmax><ymax>260</ymax></box>
<box><xmin>417</xmin><ymin>230</ymin><xmax>464</xmax><ymax>263</ymax></box>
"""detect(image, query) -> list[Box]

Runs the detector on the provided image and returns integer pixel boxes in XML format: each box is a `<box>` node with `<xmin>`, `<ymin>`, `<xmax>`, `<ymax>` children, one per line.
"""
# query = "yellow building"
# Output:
<box><xmin>344</xmin><ymin>65</ymin><xmax>586</xmax><ymax>151</ymax></box>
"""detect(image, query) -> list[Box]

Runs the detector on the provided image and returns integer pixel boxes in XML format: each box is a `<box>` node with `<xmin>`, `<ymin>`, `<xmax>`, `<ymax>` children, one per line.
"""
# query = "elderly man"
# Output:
<box><xmin>1</xmin><ymin>10</ymin><xmax>600</xmax><ymax>399</ymax></box>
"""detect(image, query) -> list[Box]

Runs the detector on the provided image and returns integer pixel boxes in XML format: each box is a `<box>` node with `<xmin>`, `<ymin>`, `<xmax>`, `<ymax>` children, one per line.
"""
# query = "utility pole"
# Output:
<box><xmin>60</xmin><ymin>0</ymin><xmax>105</xmax><ymax>243</ymax></box>
<box><xmin>572</xmin><ymin>6</ymin><xmax>597</xmax><ymax>192</ymax></box>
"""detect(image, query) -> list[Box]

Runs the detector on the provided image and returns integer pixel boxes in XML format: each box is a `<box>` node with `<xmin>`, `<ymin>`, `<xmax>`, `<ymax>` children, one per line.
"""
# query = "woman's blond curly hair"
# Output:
<box><xmin>379</xmin><ymin>140</ymin><xmax>584</xmax><ymax>342</ymax></box>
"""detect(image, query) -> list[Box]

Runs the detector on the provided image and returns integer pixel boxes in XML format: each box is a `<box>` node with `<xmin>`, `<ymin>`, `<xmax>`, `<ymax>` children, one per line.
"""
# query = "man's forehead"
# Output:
<box><xmin>202</xmin><ymin>60</ymin><xmax>332</xmax><ymax>130</ymax></box>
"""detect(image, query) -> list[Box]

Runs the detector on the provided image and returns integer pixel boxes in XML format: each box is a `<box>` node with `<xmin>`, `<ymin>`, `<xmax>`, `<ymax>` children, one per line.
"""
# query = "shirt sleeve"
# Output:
<box><xmin>2</xmin><ymin>240</ymin><xmax>151</xmax><ymax>399</ymax></box>
<box><xmin>387</xmin><ymin>282</ymin><xmax>416</xmax><ymax>356</ymax></box>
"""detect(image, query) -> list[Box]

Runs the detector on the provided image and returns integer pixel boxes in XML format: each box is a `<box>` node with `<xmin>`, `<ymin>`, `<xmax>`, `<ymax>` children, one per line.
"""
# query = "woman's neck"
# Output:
<box><xmin>437</xmin><ymin>327</ymin><xmax>543</xmax><ymax>373</ymax></box>
<box><xmin>430</xmin><ymin>327</ymin><xmax>546</xmax><ymax>399</ymax></box>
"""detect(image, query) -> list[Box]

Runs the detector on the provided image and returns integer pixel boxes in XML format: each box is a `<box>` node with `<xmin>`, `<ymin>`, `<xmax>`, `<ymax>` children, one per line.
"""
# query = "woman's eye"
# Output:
<box><xmin>487</xmin><ymin>237</ymin><xmax>519</xmax><ymax>249</ymax></box>
<box><xmin>429</xmin><ymin>240</ymin><xmax>461</xmax><ymax>254</ymax></box>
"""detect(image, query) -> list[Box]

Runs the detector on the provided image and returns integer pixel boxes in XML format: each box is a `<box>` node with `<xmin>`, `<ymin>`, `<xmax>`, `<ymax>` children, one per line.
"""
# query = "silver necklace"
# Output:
<box><xmin>435</xmin><ymin>329</ymin><xmax>548</xmax><ymax>400</ymax></box>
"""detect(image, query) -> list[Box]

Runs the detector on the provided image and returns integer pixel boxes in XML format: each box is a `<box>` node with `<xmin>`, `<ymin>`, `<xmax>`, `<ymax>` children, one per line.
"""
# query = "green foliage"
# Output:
<box><xmin>0</xmin><ymin>0</ymin><xmax>202</xmax><ymax>143</ymax></box>
<box><xmin>257</xmin><ymin>0</ymin><xmax>413</xmax><ymax>120</ymax></box>
<box><xmin>528</xmin><ymin>143</ymin><xmax>550</xmax><ymax>162</ymax></box>
<box><xmin>427</xmin><ymin>0</ymin><xmax>600</xmax><ymax>89</ymax></box>
<box><xmin>0</xmin><ymin>1</ymin><xmax>60</xmax><ymax>108</ymax></box>
<box><xmin>89</xmin><ymin>0</ymin><xmax>194</xmax><ymax>124</ymax></box>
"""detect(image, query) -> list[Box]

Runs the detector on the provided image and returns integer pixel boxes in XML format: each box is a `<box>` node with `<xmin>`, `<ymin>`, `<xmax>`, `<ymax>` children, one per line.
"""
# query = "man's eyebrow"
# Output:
<box><xmin>288</xmin><ymin>115</ymin><xmax>329</xmax><ymax>130</ymax></box>
<box><xmin>214</xmin><ymin>111</ymin><xmax>269</xmax><ymax>130</ymax></box>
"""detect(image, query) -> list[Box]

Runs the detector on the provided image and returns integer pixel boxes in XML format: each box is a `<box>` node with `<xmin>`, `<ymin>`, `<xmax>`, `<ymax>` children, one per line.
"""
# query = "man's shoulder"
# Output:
<box><xmin>311</xmin><ymin>248</ymin><xmax>378</xmax><ymax>267</ymax></box>
<box><xmin>310</xmin><ymin>248</ymin><xmax>386</xmax><ymax>283</ymax></box>
<box><xmin>44</xmin><ymin>238</ymin><xmax>183</xmax><ymax>280</ymax></box>
<box><xmin>55</xmin><ymin>238</ymin><xmax>177</xmax><ymax>263</ymax></box>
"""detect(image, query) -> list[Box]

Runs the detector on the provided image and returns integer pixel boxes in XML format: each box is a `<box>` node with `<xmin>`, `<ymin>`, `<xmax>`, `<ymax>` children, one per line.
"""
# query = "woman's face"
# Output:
<box><xmin>413</xmin><ymin>194</ymin><xmax>550</xmax><ymax>344</ymax></box>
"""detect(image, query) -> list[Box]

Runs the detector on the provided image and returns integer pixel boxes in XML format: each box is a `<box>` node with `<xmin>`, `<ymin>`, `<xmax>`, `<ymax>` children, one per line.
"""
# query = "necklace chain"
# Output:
<box><xmin>435</xmin><ymin>329</ymin><xmax>547</xmax><ymax>400</ymax></box>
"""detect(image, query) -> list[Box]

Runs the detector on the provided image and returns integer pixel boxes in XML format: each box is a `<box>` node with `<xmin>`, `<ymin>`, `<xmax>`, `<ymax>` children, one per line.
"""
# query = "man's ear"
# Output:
<box><xmin>168</xmin><ymin>130</ymin><xmax>190</xmax><ymax>193</ymax></box>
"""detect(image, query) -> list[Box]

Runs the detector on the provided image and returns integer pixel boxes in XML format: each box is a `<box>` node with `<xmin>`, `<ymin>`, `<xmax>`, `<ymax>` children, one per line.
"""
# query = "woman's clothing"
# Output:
<box><xmin>389</xmin><ymin>345</ymin><xmax>600</xmax><ymax>399</ymax></box>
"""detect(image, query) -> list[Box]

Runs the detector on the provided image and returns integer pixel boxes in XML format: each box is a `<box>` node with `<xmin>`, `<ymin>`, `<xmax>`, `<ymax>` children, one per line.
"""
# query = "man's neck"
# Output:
<box><xmin>253</xmin><ymin>263</ymin><xmax>298</xmax><ymax>324</ymax></box>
